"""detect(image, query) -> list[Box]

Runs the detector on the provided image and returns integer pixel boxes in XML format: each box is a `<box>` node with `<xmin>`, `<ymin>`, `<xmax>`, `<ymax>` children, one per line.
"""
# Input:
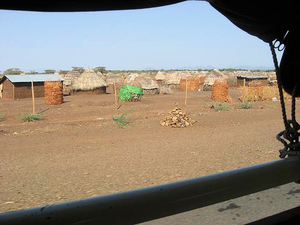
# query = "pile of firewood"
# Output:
<box><xmin>160</xmin><ymin>107</ymin><xmax>196</xmax><ymax>128</ymax></box>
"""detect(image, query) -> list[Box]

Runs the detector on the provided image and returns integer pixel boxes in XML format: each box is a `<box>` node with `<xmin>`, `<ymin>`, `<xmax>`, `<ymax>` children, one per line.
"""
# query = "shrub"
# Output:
<box><xmin>235</xmin><ymin>101</ymin><xmax>252</xmax><ymax>109</ymax></box>
<box><xmin>0</xmin><ymin>113</ymin><xmax>4</xmax><ymax>121</ymax></box>
<box><xmin>211</xmin><ymin>103</ymin><xmax>229</xmax><ymax>111</ymax></box>
<box><xmin>21</xmin><ymin>113</ymin><xmax>43</xmax><ymax>122</ymax></box>
<box><xmin>112</xmin><ymin>111</ymin><xmax>130</xmax><ymax>128</ymax></box>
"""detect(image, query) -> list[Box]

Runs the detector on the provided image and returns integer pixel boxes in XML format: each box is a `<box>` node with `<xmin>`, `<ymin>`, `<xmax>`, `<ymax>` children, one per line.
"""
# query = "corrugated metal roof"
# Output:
<box><xmin>5</xmin><ymin>74</ymin><xmax>64</xmax><ymax>83</ymax></box>
<box><xmin>237</xmin><ymin>75</ymin><xmax>268</xmax><ymax>79</ymax></box>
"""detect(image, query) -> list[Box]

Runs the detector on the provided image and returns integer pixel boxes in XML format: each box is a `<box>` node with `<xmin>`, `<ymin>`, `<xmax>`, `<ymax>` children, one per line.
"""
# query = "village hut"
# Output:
<box><xmin>123</xmin><ymin>73</ymin><xmax>141</xmax><ymax>87</ymax></box>
<box><xmin>63</xmin><ymin>68</ymin><xmax>82</xmax><ymax>95</ymax></box>
<box><xmin>165</xmin><ymin>71</ymin><xmax>181</xmax><ymax>89</ymax></box>
<box><xmin>106</xmin><ymin>73</ymin><xmax>122</xmax><ymax>86</ymax></box>
<box><xmin>236</xmin><ymin>75</ymin><xmax>269</xmax><ymax>87</ymax></box>
<box><xmin>203</xmin><ymin>69</ymin><xmax>226</xmax><ymax>91</ymax></box>
<box><xmin>137</xmin><ymin>74</ymin><xmax>159</xmax><ymax>95</ymax></box>
<box><xmin>0</xmin><ymin>74</ymin><xmax>64</xmax><ymax>100</ymax></box>
<box><xmin>179</xmin><ymin>71</ymin><xmax>193</xmax><ymax>80</ymax></box>
<box><xmin>97</xmin><ymin>71</ymin><xmax>106</xmax><ymax>80</ymax></box>
<box><xmin>180</xmin><ymin>78</ymin><xmax>200</xmax><ymax>92</ymax></box>
<box><xmin>72</xmin><ymin>68</ymin><xmax>108</xmax><ymax>95</ymax></box>
<box><xmin>105</xmin><ymin>73</ymin><xmax>123</xmax><ymax>94</ymax></box>
<box><xmin>155</xmin><ymin>71</ymin><xmax>166</xmax><ymax>86</ymax></box>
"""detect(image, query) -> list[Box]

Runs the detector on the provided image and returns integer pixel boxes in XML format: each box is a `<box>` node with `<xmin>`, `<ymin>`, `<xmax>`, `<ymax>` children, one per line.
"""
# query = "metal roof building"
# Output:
<box><xmin>5</xmin><ymin>74</ymin><xmax>64</xmax><ymax>83</ymax></box>
<box><xmin>236</xmin><ymin>75</ymin><xmax>269</xmax><ymax>87</ymax></box>
<box><xmin>0</xmin><ymin>74</ymin><xmax>64</xmax><ymax>99</ymax></box>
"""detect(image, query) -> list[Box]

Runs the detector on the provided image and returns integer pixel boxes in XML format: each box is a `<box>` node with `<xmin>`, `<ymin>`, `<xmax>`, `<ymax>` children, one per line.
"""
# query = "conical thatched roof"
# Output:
<box><xmin>204</xmin><ymin>70</ymin><xmax>225</xmax><ymax>86</ymax></box>
<box><xmin>73</xmin><ymin>67</ymin><xmax>107</xmax><ymax>91</ymax></box>
<box><xmin>64</xmin><ymin>69</ymin><xmax>82</xmax><ymax>86</ymax></box>
<box><xmin>165</xmin><ymin>71</ymin><xmax>181</xmax><ymax>85</ymax></box>
<box><xmin>96</xmin><ymin>71</ymin><xmax>106</xmax><ymax>80</ymax></box>
<box><xmin>125</xmin><ymin>73</ymin><xmax>139</xmax><ymax>82</ymax></box>
<box><xmin>137</xmin><ymin>74</ymin><xmax>159</xmax><ymax>90</ymax></box>
<box><xmin>155</xmin><ymin>71</ymin><xmax>166</xmax><ymax>81</ymax></box>
<box><xmin>178</xmin><ymin>71</ymin><xmax>192</xmax><ymax>79</ymax></box>
<box><xmin>106</xmin><ymin>73</ymin><xmax>122</xmax><ymax>85</ymax></box>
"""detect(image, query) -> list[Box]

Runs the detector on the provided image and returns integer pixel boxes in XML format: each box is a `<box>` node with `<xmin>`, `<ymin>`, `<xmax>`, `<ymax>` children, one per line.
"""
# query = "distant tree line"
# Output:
<box><xmin>1</xmin><ymin>67</ymin><xmax>274</xmax><ymax>76</ymax></box>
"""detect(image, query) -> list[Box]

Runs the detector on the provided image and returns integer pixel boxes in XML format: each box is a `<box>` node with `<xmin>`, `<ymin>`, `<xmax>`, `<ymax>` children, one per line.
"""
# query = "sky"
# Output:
<box><xmin>0</xmin><ymin>1</ymin><xmax>281</xmax><ymax>73</ymax></box>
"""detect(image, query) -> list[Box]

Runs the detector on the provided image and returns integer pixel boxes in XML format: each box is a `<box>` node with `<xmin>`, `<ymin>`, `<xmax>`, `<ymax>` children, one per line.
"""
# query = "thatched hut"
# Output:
<box><xmin>73</xmin><ymin>68</ymin><xmax>107</xmax><ymax>94</ymax></box>
<box><xmin>63</xmin><ymin>69</ymin><xmax>82</xmax><ymax>95</ymax></box>
<box><xmin>97</xmin><ymin>71</ymin><xmax>106</xmax><ymax>81</ymax></box>
<box><xmin>178</xmin><ymin>71</ymin><xmax>192</xmax><ymax>80</ymax></box>
<box><xmin>165</xmin><ymin>71</ymin><xmax>181</xmax><ymax>89</ymax></box>
<box><xmin>155</xmin><ymin>71</ymin><xmax>166</xmax><ymax>86</ymax></box>
<box><xmin>203</xmin><ymin>70</ymin><xmax>226</xmax><ymax>91</ymax></box>
<box><xmin>106</xmin><ymin>73</ymin><xmax>122</xmax><ymax>86</ymax></box>
<box><xmin>137</xmin><ymin>74</ymin><xmax>159</xmax><ymax>95</ymax></box>
<box><xmin>105</xmin><ymin>73</ymin><xmax>123</xmax><ymax>94</ymax></box>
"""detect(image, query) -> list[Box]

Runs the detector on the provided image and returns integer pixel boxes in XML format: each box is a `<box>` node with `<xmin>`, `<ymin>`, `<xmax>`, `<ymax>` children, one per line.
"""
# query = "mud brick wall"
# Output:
<box><xmin>2</xmin><ymin>79</ymin><xmax>14</xmax><ymax>99</ymax></box>
<box><xmin>14</xmin><ymin>82</ymin><xmax>44</xmax><ymax>99</ymax></box>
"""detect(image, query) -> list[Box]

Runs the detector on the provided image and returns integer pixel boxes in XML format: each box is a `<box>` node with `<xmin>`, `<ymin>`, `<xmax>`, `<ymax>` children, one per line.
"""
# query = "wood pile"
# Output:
<box><xmin>44</xmin><ymin>81</ymin><xmax>63</xmax><ymax>105</ymax></box>
<box><xmin>212</xmin><ymin>81</ymin><xmax>229</xmax><ymax>102</ymax></box>
<box><xmin>160</xmin><ymin>107</ymin><xmax>196</xmax><ymax>128</ymax></box>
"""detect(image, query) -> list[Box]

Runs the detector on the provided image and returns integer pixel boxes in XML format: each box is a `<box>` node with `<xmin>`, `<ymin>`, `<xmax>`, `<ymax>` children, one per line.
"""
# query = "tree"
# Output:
<box><xmin>94</xmin><ymin>66</ymin><xmax>107</xmax><ymax>74</ymax></box>
<box><xmin>58</xmin><ymin>70</ymin><xmax>70</xmax><ymax>74</ymax></box>
<box><xmin>44</xmin><ymin>69</ymin><xmax>56</xmax><ymax>74</ymax></box>
<box><xmin>72</xmin><ymin>67</ymin><xmax>85</xmax><ymax>73</ymax></box>
<box><xmin>3</xmin><ymin>68</ymin><xmax>23</xmax><ymax>75</ymax></box>
<box><xmin>29</xmin><ymin>70</ymin><xmax>39</xmax><ymax>74</ymax></box>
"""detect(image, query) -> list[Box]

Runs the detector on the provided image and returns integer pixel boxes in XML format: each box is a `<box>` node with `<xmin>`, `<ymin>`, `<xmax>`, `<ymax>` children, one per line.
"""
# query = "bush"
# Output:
<box><xmin>235</xmin><ymin>101</ymin><xmax>252</xmax><ymax>109</ymax></box>
<box><xmin>0</xmin><ymin>113</ymin><xmax>4</xmax><ymax>121</ymax></box>
<box><xmin>21</xmin><ymin>113</ymin><xmax>43</xmax><ymax>122</ymax></box>
<box><xmin>112</xmin><ymin>111</ymin><xmax>130</xmax><ymax>128</ymax></box>
<box><xmin>211</xmin><ymin>103</ymin><xmax>229</xmax><ymax>111</ymax></box>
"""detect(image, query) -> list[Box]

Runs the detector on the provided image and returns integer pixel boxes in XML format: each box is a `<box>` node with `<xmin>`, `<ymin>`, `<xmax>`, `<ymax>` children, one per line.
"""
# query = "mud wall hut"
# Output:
<box><xmin>0</xmin><ymin>74</ymin><xmax>64</xmax><ymax>100</ymax></box>
<box><xmin>72</xmin><ymin>68</ymin><xmax>108</xmax><ymax>94</ymax></box>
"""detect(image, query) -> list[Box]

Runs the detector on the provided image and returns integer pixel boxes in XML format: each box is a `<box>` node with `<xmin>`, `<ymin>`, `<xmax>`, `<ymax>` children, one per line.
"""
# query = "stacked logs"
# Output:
<box><xmin>44</xmin><ymin>81</ymin><xmax>64</xmax><ymax>105</ymax></box>
<box><xmin>160</xmin><ymin>107</ymin><xmax>196</xmax><ymax>128</ymax></box>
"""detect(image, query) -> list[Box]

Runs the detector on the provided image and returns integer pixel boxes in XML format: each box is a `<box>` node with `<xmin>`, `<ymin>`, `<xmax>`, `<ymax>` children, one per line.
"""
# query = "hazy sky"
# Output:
<box><xmin>0</xmin><ymin>1</ymin><xmax>280</xmax><ymax>73</ymax></box>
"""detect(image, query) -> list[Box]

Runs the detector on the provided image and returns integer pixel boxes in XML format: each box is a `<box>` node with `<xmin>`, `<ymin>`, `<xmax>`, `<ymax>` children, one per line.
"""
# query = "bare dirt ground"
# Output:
<box><xmin>0</xmin><ymin>87</ymin><xmax>293</xmax><ymax>213</ymax></box>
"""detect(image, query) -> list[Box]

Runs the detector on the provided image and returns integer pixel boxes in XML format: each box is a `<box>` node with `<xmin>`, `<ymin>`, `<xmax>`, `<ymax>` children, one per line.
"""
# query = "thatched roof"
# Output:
<box><xmin>155</xmin><ymin>71</ymin><xmax>166</xmax><ymax>81</ymax></box>
<box><xmin>96</xmin><ymin>71</ymin><xmax>106</xmax><ymax>80</ymax></box>
<box><xmin>137</xmin><ymin>74</ymin><xmax>159</xmax><ymax>90</ymax></box>
<box><xmin>125</xmin><ymin>73</ymin><xmax>139</xmax><ymax>82</ymax></box>
<box><xmin>204</xmin><ymin>70</ymin><xmax>225</xmax><ymax>85</ymax></box>
<box><xmin>64</xmin><ymin>69</ymin><xmax>82</xmax><ymax>86</ymax></box>
<box><xmin>106</xmin><ymin>73</ymin><xmax>122</xmax><ymax>85</ymax></box>
<box><xmin>178</xmin><ymin>71</ymin><xmax>192</xmax><ymax>79</ymax></box>
<box><xmin>165</xmin><ymin>72</ymin><xmax>181</xmax><ymax>85</ymax></box>
<box><xmin>73</xmin><ymin>67</ymin><xmax>107</xmax><ymax>91</ymax></box>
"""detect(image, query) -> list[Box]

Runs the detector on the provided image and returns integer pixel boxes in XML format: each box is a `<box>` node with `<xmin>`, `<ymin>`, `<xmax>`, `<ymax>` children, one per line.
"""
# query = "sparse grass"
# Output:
<box><xmin>21</xmin><ymin>113</ymin><xmax>43</xmax><ymax>122</ymax></box>
<box><xmin>112</xmin><ymin>111</ymin><xmax>130</xmax><ymax>128</ymax></box>
<box><xmin>211</xmin><ymin>103</ymin><xmax>229</xmax><ymax>111</ymax></box>
<box><xmin>235</xmin><ymin>101</ymin><xmax>252</xmax><ymax>109</ymax></box>
<box><xmin>0</xmin><ymin>113</ymin><xmax>4</xmax><ymax>121</ymax></box>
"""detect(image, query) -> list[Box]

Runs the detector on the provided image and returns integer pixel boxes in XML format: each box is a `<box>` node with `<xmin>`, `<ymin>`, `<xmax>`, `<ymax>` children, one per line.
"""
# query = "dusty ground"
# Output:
<box><xmin>0</xmin><ymin>87</ymin><xmax>293</xmax><ymax>213</ymax></box>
